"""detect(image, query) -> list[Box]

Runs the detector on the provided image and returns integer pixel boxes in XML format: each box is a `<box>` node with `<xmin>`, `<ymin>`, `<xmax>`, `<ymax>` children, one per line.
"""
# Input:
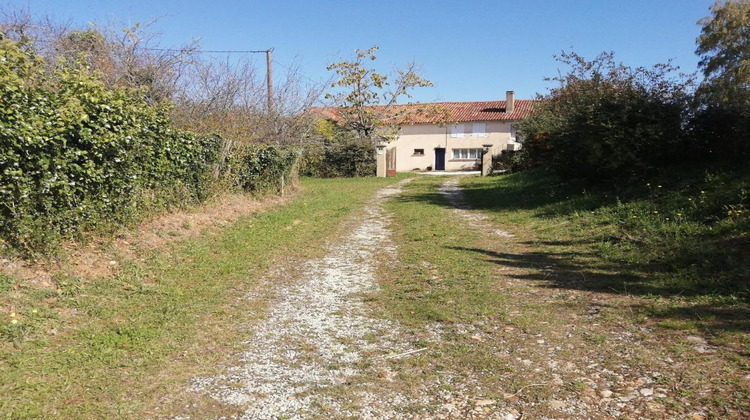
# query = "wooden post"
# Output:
<box><xmin>266</xmin><ymin>49</ymin><xmax>274</xmax><ymax>115</ymax></box>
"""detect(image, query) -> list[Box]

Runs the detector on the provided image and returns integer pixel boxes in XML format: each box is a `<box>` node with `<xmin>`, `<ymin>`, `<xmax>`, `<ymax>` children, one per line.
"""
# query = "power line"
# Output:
<box><xmin>144</xmin><ymin>47</ymin><xmax>272</xmax><ymax>54</ymax></box>
<box><xmin>144</xmin><ymin>46</ymin><xmax>275</xmax><ymax>112</ymax></box>
<box><xmin>272</xmin><ymin>59</ymin><xmax>324</xmax><ymax>85</ymax></box>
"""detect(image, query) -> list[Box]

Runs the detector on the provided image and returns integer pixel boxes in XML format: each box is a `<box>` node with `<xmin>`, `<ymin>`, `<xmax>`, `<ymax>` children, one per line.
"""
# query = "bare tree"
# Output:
<box><xmin>171</xmin><ymin>54</ymin><xmax>324</xmax><ymax>145</ymax></box>
<box><xmin>1</xmin><ymin>8</ymin><xmax>199</xmax><ymax>103</ymax></box>
<box><xmin>1</xmin><ymin>6</ymin><xmax>324</xmax><ymax>144</ymax></box>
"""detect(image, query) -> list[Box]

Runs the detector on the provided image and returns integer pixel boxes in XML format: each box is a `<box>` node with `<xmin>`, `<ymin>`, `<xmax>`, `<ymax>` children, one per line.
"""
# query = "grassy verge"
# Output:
<box><xmin>376</xmin><ymin>176</ymin><xmax>518</xmax><ymax>407</ymax></box>
<box><xmin>376</xmin><ymin>169</ymin><xmax>749</xmax><ymax>417</ymax></box>
<box><xmin>0</xmin><ymin>175</ymin><xmax>406</xmax><ymax>419</ymax></box>
<box><xmin>460</xmin><ymin>165</ymin><xmax>749</xmax><ymax>350</ymax></box>
<box><xmin>380</xmin><ymin>176</ymin><xmax>508</xmax><ymax>325</ymax></box>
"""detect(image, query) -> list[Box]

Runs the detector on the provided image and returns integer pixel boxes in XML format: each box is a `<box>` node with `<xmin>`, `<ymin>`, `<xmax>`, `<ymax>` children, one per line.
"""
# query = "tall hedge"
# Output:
<box><xmin>0</xmin><ymin>36</ymin><xmax>298</xmax><ymax>255</ymax></box>
<box><xmin>516</xmin><ymin>52</ymin><xmax>692</xmax><ymax>180</ymax></box>
<box><xmin>227</xmin><ymin>145</ymin><xmax>300</xmax><ymax>193</ymax></box>
<box><xmin>299</xmin><ymin>141</ymin><xmax>375</xmax><ymax>178</ymax></box>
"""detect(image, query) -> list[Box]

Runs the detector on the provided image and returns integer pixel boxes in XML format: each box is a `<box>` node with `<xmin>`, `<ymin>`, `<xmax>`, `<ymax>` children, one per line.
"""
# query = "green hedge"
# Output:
<box><xmin>0</xmin><ymin>36</ymin><xmax>298</xmax><ymax>256</ymax></box>
<box><xmin>299</xmin><ymin>141</ymin><xmax>375</xmax><ymax>178</ymax></box>
<box><xmin>226</xmin><ymin>144</ymin><xmax>300</xmax><ymax>194</ymax></box>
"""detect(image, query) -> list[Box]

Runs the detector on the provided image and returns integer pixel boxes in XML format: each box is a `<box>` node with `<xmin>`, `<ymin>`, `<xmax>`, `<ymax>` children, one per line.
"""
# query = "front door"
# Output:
<box><xmin>435</xmin><ymin>148</ymin><xmax>446</xmax><ymax>170</ymax></box>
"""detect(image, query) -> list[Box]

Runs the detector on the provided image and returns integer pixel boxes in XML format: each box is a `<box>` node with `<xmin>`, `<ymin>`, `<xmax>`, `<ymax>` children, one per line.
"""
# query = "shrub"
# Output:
<box><xmin>689</xmin><ymin>102</ymin><xmax>750</xmax><ymax>161</ymax></box>
<box><xmin>493</xmin><ymin>150</ymin><xmax>532</xmax><ymax>173</ymax></box>
<box><xmin>300</xmin><ymin>141</ymin><xmax>375</xmax><ymax>178</ymax></box>
<box><xmin>516</xmin><ymin>52</ymin><xmax>693</xmax><ymax>180</ymax></box>
<box><xmin>0</xmin><ymin>35</ymin><xmax>302</xmax><ymax>256</ymax></box>
<box><xmin>226</xmin><ymin>144</ymin><xmax>300</xmax><ymax>194</ymax></box>
<box><xmin>0</xmin><ymin>37</ymin><xmax>219</xmax><ymax>255</ymax></box>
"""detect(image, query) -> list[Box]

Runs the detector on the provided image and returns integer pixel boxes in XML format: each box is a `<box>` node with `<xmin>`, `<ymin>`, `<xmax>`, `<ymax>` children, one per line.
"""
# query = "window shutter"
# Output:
<box><xmin>450</xmin><ymin>124</ymin><xmax>465</xmax><ymax>138</ymax></box>
<box><xmin>472</xmin><ymin>123</ymin><xmax>486</xmax><ymax>138</ymax></box>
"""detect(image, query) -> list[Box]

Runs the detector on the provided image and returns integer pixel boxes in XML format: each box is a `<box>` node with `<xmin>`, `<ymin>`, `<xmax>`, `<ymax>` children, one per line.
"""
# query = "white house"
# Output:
<box><xmin>309</xmin><ymin>91</ymin><xmax>536</xmax><ymax>172</ymax></box>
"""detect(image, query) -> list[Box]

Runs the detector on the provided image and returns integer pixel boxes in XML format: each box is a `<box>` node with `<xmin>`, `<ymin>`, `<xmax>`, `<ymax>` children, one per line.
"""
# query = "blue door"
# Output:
<box><xmin>435</xmin><ymin>148</ymin><xmax>445</xmax><ymax>170</ymax></box>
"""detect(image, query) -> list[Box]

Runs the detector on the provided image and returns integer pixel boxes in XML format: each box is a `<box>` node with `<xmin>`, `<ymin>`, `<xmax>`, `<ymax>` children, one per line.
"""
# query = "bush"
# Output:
<box><xmin>0</xmin><ymin>37</ymin><xmax>216</xmax><ymax>255</ymax></box>
<box><xmin>689</xmin><ymin>103</ymin><xmax>750</xmax><ymax>162</ymax></box>
<box><xmin>300</xmin><ymin>141</ymin><xmax>375</xmax><ymax>178</ymax></box>
<box><xmin>517</xmin><ymin>52</ymin><xmax>693</xmax><ymax>180</ymax></box>
<box><xmin>0</xmin><ymin>35</ymin><xmax>304</xmax><ymax>256</ymax></box>
<box><xmin>226</xmin><ymin>144</ymin><xmax>300</xmax><ymax>194</ymax></box>
<box><xmin>493</xmin><ymin>150</ymin><xmax>531</xmax><ymax>173</ymax></box>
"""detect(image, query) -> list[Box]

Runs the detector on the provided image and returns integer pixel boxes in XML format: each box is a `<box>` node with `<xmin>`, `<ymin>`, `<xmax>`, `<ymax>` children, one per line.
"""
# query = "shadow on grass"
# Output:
<box><xmin>459</xmin><ymin>171</ymin><xmax>611</xmax><ymax>216</ymax></box>
<box><xmin>393</xmin><ymin>191</ymin><xmax>449</xmax><ymax>208</ymax></box>
<box><xmin>637</xmin><ymin>303</ymin><xmax>750</xmax><ymax>336</ymax></box>
<box><xmin>448</xmin><ymin>245</ymin><xmax>643</xmax><ymax>294</ymax></box>
<box><xmin>449</xmin><ymin>245</ymin><xmax>750</xmax><ymax>336</ymax></box>
<box><xmin>397</xmin><ymin>168</ymin><xmax>750</xmax><ymax>336</ymax></box>
<box><xmin>392</xmin><ymin>170</ymin><xmax>606</xmax><ymax>215</ymax></box>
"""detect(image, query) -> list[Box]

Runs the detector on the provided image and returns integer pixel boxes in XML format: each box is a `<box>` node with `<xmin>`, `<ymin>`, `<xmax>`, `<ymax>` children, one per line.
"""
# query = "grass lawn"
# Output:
<box><xmin>0</xmin><ymin>175</ymin><xmax>407</xmax><ymax>419</ymax></box>
<box><xmin>459</xmin><ymin>165</ymin><xmax>749</xmax><ymax>345</ymax></box>
<box><xmin>376</xmin><ymin>168</ymin><xmax>749</xmax><ymax>418</ymax></box>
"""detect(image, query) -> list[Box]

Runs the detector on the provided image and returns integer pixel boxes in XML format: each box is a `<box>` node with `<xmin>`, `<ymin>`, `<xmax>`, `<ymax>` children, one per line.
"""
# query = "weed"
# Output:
<box><xmin>0</xmin><ymin>274</ymin><xmax>14</xmax><ymax>293</ymax></box>
<box><xmin>53</xmin><ymin>274</ymin><xmax>83</xmax><ymax>297</ymax></box>
<box><xmin>582</xmin><ymin>332</ymin><xmax>608</xmax><ymax>344</ymax></box>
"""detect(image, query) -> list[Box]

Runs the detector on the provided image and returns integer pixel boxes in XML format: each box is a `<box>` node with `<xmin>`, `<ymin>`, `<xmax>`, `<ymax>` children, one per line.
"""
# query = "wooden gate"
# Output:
<box><xmin>386</xmin><ymin>147</ymin><xmax>397</xmax><ymax>177</ymax></box>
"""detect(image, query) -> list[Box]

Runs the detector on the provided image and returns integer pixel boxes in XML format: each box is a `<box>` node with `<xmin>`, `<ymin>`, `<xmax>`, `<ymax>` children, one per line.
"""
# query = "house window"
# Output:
<box><xmin>452</xmin><ymin>148</ymin><xmax>482</xmax><ymax>160</ymax></box>
<box><xmin>450</xmin><ymin>124</ymin><xmax>465</xmax><ymax>138</ymax></box>
<box><xmin>413</xmin><ymin>148</ymin><xmax>424</xmax><ymax>156</ymax></box>
<box><xmin>471</xmin><ymin>123</ymin><xmax>487</xmax><ymax>138</ymax></box>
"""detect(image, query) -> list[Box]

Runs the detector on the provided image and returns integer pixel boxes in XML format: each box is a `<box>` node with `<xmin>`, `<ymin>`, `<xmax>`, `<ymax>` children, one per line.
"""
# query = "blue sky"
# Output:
<box><xmin>3</xmin><ymin>0</ymin><xmax>713</xmax><ymax>103</ymax></box>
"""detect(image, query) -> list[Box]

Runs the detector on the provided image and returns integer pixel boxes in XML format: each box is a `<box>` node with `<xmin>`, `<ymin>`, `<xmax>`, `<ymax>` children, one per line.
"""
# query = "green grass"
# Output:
<box><xmin>380</xmin><ymin>176</ymin><xmax>507</xmax><ymax>326</ymax></box>
<box><xmin>368</xmin><ymin>169</ymin><xmax>749</xmax><ymax>417</ymax></box>
<box><xmin>375</xmin><ymin>175</ymin><xmax>519</xmax><ymax>402</ymax></box>
<box><xmin>458</xmin><ymin>164</ymin><xmax>750</xmax><ymax>354</ymax></box>
<box><xmin>0</xmin><ymin>175</ymin><xmax>407</xmax><ymax>419</ymax></box>
<box><xmin>461</xmin><ymin>164</ymin><xmax>750</xmax><ymax>298</ymax></box>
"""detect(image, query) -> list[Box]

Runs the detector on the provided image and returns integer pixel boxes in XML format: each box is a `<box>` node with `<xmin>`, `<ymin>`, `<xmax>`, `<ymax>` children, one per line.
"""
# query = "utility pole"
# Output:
<box><xmin>266</xmin><ymin>48</ymin><xmax>274</xmax><ymax>115</ymax></box>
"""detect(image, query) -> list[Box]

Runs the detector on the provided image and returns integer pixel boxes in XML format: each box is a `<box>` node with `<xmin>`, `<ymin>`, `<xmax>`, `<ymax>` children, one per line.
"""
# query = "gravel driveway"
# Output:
<box><xmin>188</xmin><ymin>179</ymin><xmax>423</xmax><ymax>419</ymax></box>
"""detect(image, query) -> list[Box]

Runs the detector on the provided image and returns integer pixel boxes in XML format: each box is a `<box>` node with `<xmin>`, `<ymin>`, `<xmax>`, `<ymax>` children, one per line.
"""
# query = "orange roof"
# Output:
<box><xmin>307</xmin><ymin>99</ymin><xmax>538</xmax><ymax>124</ymax></box>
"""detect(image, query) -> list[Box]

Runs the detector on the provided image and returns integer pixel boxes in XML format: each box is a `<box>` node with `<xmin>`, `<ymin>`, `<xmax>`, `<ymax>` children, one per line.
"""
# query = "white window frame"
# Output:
<box><xmin>413</xmin><ymin>148</ymin><xmax>425</xmax><ymax>156</ymax></box>
<box><xmin>452</xmin><ymin>148</ymin><xmax>482</xmax><ymax>160</ymax></box>
<box><xmin>471</xmin><ymin>123</ymin><xmax>487</xmax><ymax>138</ymax></box>
<box><xmin>450</xmin><ymin>124</ymin><xmax>465</xmax><ymax>138</ymax></box>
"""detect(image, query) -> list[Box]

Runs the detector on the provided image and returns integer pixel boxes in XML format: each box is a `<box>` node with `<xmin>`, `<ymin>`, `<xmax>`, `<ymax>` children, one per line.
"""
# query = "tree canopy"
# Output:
<box><xmin>696</xmin><ymin>0</ymin><xmax>750</xmax><ymax>105</ymax></box>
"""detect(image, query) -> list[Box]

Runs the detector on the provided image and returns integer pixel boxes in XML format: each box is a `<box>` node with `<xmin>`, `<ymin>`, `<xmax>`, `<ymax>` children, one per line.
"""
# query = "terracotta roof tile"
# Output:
<box><xmin>307</xmin><ymin>99</ymin><xmax>538</xmax><ymax>124</ymax></box>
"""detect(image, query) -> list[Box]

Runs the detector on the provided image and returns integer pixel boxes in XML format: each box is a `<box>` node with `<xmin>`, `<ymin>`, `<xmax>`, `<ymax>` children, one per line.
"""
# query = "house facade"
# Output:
<box><xmin>387</xmin><ymin>92</ymin><xmax>534</xmax><ymax>172</ymax></box>
<box><xmin>309</xmin><ymin>91</ymin><xmax>536</xmax><ymax>172</ymax></box>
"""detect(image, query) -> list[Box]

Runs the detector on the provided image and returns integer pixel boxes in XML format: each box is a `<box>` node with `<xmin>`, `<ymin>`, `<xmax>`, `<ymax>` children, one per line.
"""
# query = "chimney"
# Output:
<box><xmin>505</xmin><ymin>90</ymin><xmax>515</xmax><ymax>114</ymax></box>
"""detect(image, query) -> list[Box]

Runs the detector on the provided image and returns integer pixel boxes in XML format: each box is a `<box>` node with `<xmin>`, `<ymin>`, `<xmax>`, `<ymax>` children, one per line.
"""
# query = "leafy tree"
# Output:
<box><xmin>696</xmin><ymin>0</ymin><xmax>750</xmax><ymax>105</ymax></box>
<box><xmin>691</xmin><ymin>0</ymin><xmax>750</xmax><ymax>159</ymax></box>
<box><xmin>517</xmin><ymin>51</ymin><xmax>693</xmax><ymax>179</ymax></box>
<box><xmin>325</xmin><ymin>46</ymin><xmax>445</xmax><ymax>143</ymax></box>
